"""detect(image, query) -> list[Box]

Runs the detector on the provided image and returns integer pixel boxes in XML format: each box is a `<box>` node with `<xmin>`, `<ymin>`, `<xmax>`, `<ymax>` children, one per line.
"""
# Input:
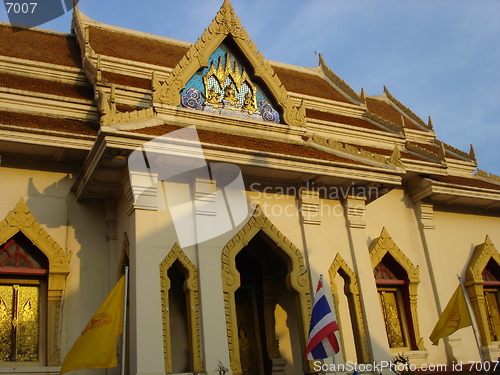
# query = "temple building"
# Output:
<box><xmin>1</xmin><ymin>1</ymin><xmax>500</xmax><ymax>374</ymax></box>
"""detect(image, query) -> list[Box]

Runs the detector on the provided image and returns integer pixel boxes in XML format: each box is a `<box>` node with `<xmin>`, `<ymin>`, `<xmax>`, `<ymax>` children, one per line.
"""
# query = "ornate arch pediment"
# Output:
<box><xmin>221</xmin><ymin>205</ymin><xmax>311</xmax><ymax>374</ymax></box>
<box><xmin>466</xmin><ymin>235</ymin><xmax>500</xmax><ymax>284</ymax></box>
<box><xmin>159</xmin><ymin>243</ymin><xmax>202</xmax><ymax>373</ymax></box>
<box><xmin>0</xmin><ymin>198</ymin><xmax>71</xmax><ymax>274</ymax></box>
<box><xmin>0</xmin><ymin>198</ymin><xmax>71</xmax><ymax>365</ymax></box>
<box><xmin>369</xmin><ymin>227</ymin><xmax>424</xmax><ymax>350</ymax></box>
<box><xmin>152</xmin><ymin>0</ymin><xmax>305</xmax><ymax>127</ymax></box>
<box><xmin>369</xmin><ymin>227</ymin><xmax>420</xmax><ymax>283</ymax></box>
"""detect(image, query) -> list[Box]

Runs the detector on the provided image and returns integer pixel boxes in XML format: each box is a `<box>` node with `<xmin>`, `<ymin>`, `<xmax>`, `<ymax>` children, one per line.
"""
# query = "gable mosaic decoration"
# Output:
<box><xmin>180</xmin><ymin>47</ymin><xmax>280</xmax><ymax>123</ymax></box>
<box><xmin>152</xmin><ymin>0</ymin><xmax>306</xmax><ymax>127</ymax></box>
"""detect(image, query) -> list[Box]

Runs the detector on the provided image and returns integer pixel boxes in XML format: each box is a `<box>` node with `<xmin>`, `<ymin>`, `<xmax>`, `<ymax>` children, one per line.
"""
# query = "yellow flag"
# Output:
<box><xmin>429</xmin><ymin>286</ymin><xmax>472</xmax><ymax>345</ymax></box>
<box><xmin>60</xmin><ymin>276</ymin><xmax>125</xmax><ymax>374</ymax></box>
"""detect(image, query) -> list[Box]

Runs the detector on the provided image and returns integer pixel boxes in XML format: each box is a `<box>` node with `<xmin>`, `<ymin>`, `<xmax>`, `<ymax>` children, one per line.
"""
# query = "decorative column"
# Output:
<box><xmin>343</xmin><ymin>195</ymin><xmax>391</xmax><ymax>363</ymax></box>
<box><xmin>127</xmin><ymin>174</ymin><xmax>166</xmax><ymax>375</ymax></box>
<box><xmin>298</xmin><ymin>189</ymin><xmax>342</xmax><ymax>367</ymax></box>
<box><xmin>195</xmin><ymin>177</ymin><xmax>232</xmax><ymax>375</ymax></box>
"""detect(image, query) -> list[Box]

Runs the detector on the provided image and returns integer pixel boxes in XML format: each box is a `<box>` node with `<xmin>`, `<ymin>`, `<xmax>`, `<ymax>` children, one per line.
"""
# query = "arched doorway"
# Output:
<box><xmin>221</xmin><ymin>207</ymin><xmax>312</xmax><ymax>375</ymax></box>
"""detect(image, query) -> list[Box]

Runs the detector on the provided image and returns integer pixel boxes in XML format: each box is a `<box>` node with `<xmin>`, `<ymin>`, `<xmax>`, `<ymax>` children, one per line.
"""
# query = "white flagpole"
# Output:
<box><xmin>458</xmin><ymin>275</ymin><xmax>485</xmax><ymax>364</ymax></box>
<box><xmin>120</xmin><ymin>266</ymin><xmax>129</xmax><ymax>375</ymax></box>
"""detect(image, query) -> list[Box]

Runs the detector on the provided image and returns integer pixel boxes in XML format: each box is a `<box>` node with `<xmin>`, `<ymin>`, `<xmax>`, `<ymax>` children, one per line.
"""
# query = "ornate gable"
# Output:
<box><xmin>152</xmin><ymin>0</ymin><xmax>305</xmax><ymax>127</ymax></box>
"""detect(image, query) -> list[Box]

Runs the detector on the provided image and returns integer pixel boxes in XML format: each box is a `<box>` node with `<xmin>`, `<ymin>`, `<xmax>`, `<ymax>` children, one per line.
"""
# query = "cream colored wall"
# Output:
<box><xmin>364</xmin><ymin>189</ymin><xmax>441</xmax><ymax>365</ymax></box>
<box><xmin>121</xmin><ymin>176</ymin><xmax>500</xmax><ymax>375</ymax></box>
<box><xmin>433</xmin><ymin>206</ymin><xmax>500</xmax><ymax>362</ymax></box>
<box><xmin>0</xmin><ymin>162</ymin><xmax>110</xmax><ymax>372</ymax></box>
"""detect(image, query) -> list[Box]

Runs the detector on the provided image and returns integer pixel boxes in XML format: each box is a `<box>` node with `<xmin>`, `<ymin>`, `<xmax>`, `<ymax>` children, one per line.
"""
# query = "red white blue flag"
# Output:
<box><xmin>305</xmin><ymin>278</ymin><xmax>340</xmax><ymax>360</ymax></box>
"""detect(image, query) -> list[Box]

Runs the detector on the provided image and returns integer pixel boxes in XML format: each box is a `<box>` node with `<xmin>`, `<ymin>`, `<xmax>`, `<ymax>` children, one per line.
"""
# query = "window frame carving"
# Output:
<box><xmin>328</xmin><ymin>253</ymin><xmax>370</xmax><ymax>363</ymax></box>
<box><xmin>369</xmin><ymin>227</ymin><xmax>424</xmax><ymax>350</ymax></box>
<box><xmin>465</xmin><ymin>235</ymin><xmax>500</xmax><ymax>346</ymax></box>
<box><xmin>159</xmin><ymin>243</ymin><xmax>203</xmax><ymax>374</ymax></box>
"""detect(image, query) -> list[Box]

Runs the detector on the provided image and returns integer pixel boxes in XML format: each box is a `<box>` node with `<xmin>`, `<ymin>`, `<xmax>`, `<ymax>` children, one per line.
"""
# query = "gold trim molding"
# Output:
<box><xmin>152</xmin><ymin>0</ymin><xmax>306</xmax><ymax>128</ymax></box>
<box><xmin>465</xmin><ymin>235</ymin><xmax>500</xmax><ymax>347</ymax></box>
<box><xmin>328</xmin><ymin>253</ymin><xmax>370</xmax><ymax>363</ymax></box>
<box><xmin>369</xmin><ymin>227</ymin><xmax>425</xmax><ymax>350</ymax></box>
<box><xmin>0</xmin><ymin>198</ymin><xmax>72</xmax><ymax>365</ymax></box>
<box><xmin>221</xmin><ymin>205</ymin><xmax>312</xmax><ymax>375</ymax></box>
<box><xmin>159</xmin><ymin>243</ymin><xmax>203</xmax><ymax>373</ymax></box>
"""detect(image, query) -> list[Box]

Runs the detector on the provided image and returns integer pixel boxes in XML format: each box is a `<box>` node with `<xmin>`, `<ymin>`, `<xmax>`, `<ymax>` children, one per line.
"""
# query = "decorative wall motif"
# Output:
<box><xmin>465</xmin><ymin>235</ymin><xmax>500</xmax><ymax>347</ymax></box>
<box><xmin>152</xmin><ymin>0</ymin><xmax>305</xmax><ymax>127</ymax></box>
<box><xmin>159</xmin><ymin>243</ymin><xmax>203</xmax><ymax>373</ymax></box>
<box><xmin>0</xmin><ymin>198</ymin><xmax>71</xmax><ymax>365</ymax></box>
<box><xmin>221</xmin><ymin>205</ymin><xmax>311</xmax><ymax>375</ymax></box>
<box><xmin>328</xmin><ymin>253</ymin><xmax>370</xmax><ymax>363</ymax></box>
<box><xmin>369</xmin><ymin>227</ymin><xmax>425</xmax><ymax>350</ymax></box>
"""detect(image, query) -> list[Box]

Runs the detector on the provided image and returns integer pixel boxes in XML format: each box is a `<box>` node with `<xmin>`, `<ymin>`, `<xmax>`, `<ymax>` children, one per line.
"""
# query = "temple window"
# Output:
<box><xmin>482</xmin><ymin>260</ymin><xmax>500</xmax><ymax>341</ymax></box>
<box><xmin>374</xmin><ymin>256</ymin><xmax>416</xmax><ymax>350</ymax></box>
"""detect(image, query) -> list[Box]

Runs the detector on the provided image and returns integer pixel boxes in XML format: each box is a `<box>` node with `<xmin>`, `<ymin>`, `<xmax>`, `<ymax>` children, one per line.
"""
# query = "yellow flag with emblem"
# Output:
<box><xmin>429</xmin><ymin>285</ymin><xmax>472</xmax><ymax>345</ymax></box>
<box><xmin>60</xmin><ymin>275</ymin><xmax>125</xmax><ymax>374</ymax></box>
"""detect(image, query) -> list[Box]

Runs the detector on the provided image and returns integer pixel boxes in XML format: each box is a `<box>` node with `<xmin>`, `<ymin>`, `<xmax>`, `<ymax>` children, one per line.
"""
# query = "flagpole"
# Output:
<box><xmin>458</xmin><ymin>275</ymin><xmax>485</xmax><ymax>364</ymax></box>
<box><xmin>121</xmin><ymin>266</ymin><xmax>129</xmax><ymax>375</ymax></box>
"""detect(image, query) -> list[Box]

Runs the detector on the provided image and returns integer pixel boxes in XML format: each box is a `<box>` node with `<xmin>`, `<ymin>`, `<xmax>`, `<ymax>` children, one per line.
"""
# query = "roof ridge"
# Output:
<box><xmin>0</xmin><ymin>22</ymin><xmax>73</xmax><ymax>38</ymax></box>
<box><xmin>72</xmin><ymin>7</ymin><xmax>191</xmax><ymax>48</ymax></box>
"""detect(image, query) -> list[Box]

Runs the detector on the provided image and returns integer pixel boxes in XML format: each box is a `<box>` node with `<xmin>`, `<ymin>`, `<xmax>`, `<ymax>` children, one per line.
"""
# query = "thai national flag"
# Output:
<box><xmin>305</xmin><ymin>278</ymin><xmax>340</xmax><ymax>360</ymax></box>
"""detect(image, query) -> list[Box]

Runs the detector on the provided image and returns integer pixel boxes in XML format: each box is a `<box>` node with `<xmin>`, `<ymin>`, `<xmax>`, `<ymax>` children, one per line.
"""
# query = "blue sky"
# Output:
<box><xmin>2</xmin><ymin>0</ymin><xmax>499</xmax><ymax>176</ymax></box>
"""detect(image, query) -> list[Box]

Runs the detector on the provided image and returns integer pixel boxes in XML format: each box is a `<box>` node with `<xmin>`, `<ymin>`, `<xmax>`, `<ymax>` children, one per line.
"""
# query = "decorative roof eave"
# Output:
<box><xmin>317</xmin><ymin>54</ymin><xmax>362</xmax><ymax>105</ymax></box>
<box><xmin>364</xmin><ymin>111</ymin><xmax>404</xmax><ymax>134</ymax></box>
<box><xmin>73</xmin><ymin>128</ymin><xmax>403</xmax><ymax>199</ymax></box>
<box><xmin>383</xmin><ymin>86</ymin><xmax>431</xmax><ymax>131</ymax></box>
<box><xmin>475</xmin><ymin>169</ymin><xmax>500</xmax><ymax>185</ymax></box>
<box><xmin>409</xmin><ymin>177</ymin><xmax>500</xmax><ymax>209</ymax></box>
<box><xmin>151</xmin><ymin>0</ymin><xmax>306</xmax><ymax>127</ymax></box>
<box><xmin>405</xmin><ymin>141</ymin><xmax>446</xmax><ymax>165</ymax></box>
<box><xmin>441</xmin><ymin>140</ymin><xmax>476</xmax><ymax>162</ymax></box>
<box><xmin>304</xmin><ymin>133</ymin><xmax>405</xmax><ymax>171</ymax></box>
